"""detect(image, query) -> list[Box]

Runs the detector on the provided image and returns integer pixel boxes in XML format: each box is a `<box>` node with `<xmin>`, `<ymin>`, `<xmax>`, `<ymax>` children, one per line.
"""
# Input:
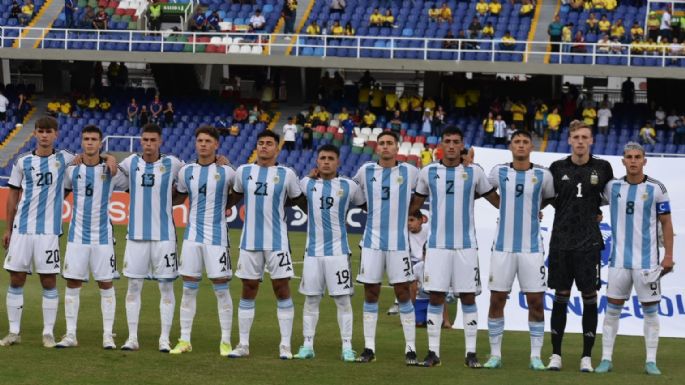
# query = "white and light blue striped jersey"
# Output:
<box><xmin>65</xmin><ymin>161</ymin><xmax>129</xmax><ymax>245</ymax></box>
<box><xmin>8</xmin><ymin>150</ymin><xmax>75</xmax><ymax>235</ymax></box>
<box><xmin>176</xmin><ymin>162</ymin><xmax>235</xmax><ymax>247</ymax></box>
<box><xmin>119</xmin><ymin>154</ymin><xmax>184</xmax><ymax>241</ymax></box>
<box><xmin>233</xmin><ymin>164</ymin><xmax>303</xmax><ymax>251</ymax></box>
<box><xmin>605</xmin><ymin>176</ymin><xmax>670</xmax><ymax>269</ymax></box>
<box><xmin>353</xmin><ymin>162</ymin><xmax>418</xmax><ymax>251</ymax></box>
<box><xmin>301</xmin><ymin>176</ymin><xmax>364</xmax><ymax>257</ymax></box>
<box><xmin>416</xmin><ymin>162</ymin><xmax>493</xmax><ymax>249</ymax></box>
<box><xmin>489</xmin><ymin>163</ymin><xmax>555</xmax><ymax>253</ymax></box>
<box><xmin>409</xmin><ymin>221</ymin><xmax>429</xmax><ymax>263</ymax></box>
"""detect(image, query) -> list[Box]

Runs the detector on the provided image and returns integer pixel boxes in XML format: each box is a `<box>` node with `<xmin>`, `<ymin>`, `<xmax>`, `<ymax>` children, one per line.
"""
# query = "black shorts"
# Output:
<box><xmin>547</xmin><ymin>248</ymin><xmax>601</xmax><ymax>292</ymax></box>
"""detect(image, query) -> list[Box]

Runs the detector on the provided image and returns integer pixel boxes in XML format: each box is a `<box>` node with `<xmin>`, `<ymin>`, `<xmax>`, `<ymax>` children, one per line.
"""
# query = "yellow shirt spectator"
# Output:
<box><xmin>60</xmin><ymin>102</ymin><xmax>71</xmax><ymax>115</ymax></box>
<box><xmin>370</xmin><ymin>88</ymin><xmax>384</xmax><ymax>108</ymax></box>
<box><xmin>99</xmin><ymin>100</ymin><xmax>111</xmax><ymax>111</ymax></box>
<box><xmin>421</xmin><ymin>148</ymin><xmax>433</xmax><ymax>166</ymax></box>
<box><xmin>535</xmin><ymin>104</ymin><xmax>548</xmax><ymax>120</ymax></box>
<box><xmin>631</xmin><ymin>26</ymin><xmax>644</xmax><ymax>39</ymax></box>
<box><xmin>547</xmin><ymin>113</ymin><xmax>561</xmax><ymax>130</ymax></box>
<box><xmin>465</xmin><ymin>89</ymin><xmax>480</xmax><ymax>107</ymax></box>
<box><xmin>399</xmin><ymin>96</ymin><xmax>410</xmax><ymax>112</ymax></box>
<box><xmin>489</xmin><ymin>1</ymin><xmax>501</xmax><ymax>15</ymax></box>
<box><xmin>423</xmin><ymin>98</ymin><xmax>436</xmax><ymax>111</ymax></box>
<box><xmin>562</xmin><ymin>25</ymin><xmax>573</xmax><ymax>42</ymax></box>
<box><xmin>410</xmin><ymin>96</ymin><xmax>422</xmax><ymax>111</ymax></box>
<box><xmin>511</xmin><ymin>103</ymin><xmax>526</xmax><ymax>122</ymax></box>
<box><xmin>386</xmin><ymin>93</ymin><xmax>398</xmax><ymax>111</ymax></box>
<box><xmin>439</xmin><ymin>6</ymin><xmax>452</xmax><ymax>22</ymax></box>
<box><xmin>428</xmin><ymin>7</ymin><xmax>440</xmax><ymax>20</ymax></box>
<box><xmin>582</xmin><ymin>107</ymin><xmax>597</xmax><ymax>126</ymax></box>
<box><xmin>370</xmin><ymin>12</ymin><xmax>383</xmax><ymax>25</ymax></box>
<box><xmin>630</xmin><ymin>40</ymin><xmax>644</xmax><ymax>53</ymax></box>
<box><xmin>645</xmin><ymin>40</ymin><xmax>658</xmax><ymax>53</ymax></box>
<box><xmin>598</xmin><ymin>19</ymin><xmax>611</xmax><ymax>32</ymax></box>
<box><xmin>47</xmin><ymin>101</ymin><xmax>60</xmax><ymax>113</ymax></box>
<box><xmin>306</xmin><ymin>24</ymin><xmax>320</xmax><ymax>35</ymax></box>
<box><xmin>363</xmin><ymin>112</ymin><xmax>376</xmax><ymax>126</ymax></box>
<box><xmin>476</xmin><ymin>1</ymin><xmax>489</xmax><ymax>15</ymax></box>
<box><xmin>482</xmin><ymin>118</ymin><xmax>495</xmax><ymax>133</ymax></box>
<box><xmin>317</xmin><ymin>110</ymin><xmax>331</xmax><ymax>123</ymax></box>
<box><xmin>337</xmin><ymin>111</ymin><xmax>349</xmax><ymax>121</ymax></box>
<box><xmin>605</xmin><ymin>0</ymin><xmax>616</xmax><ymax>11</ymax></box>
<box><xmin>502</xmin><ymin>35</ymin><xmax>516</xmax><ymax>46</ymax></box>
<box><xmin>520</xmin><ymin>3</ymin><xmax>534</xmax><ymax>15</ymax></box>
<box><xmin>332</xmin><ymin>25</ymin><xmax>343</xmax><ymax>35</ymax></box>
<box><xmin>88</xmin><ymin>97</ymin><xmax>99</xmax><ymax>109</ymax></box>
<box><xmin>383</xmin><ymin>14</ymin><xmax>394</xmax><ymax>24</ymax></box>
<box><xmin>482</xmin><ymin>24</ymin><xmax>494</xmax><ymax>37</ymax></box>
<box><xmin>358</xmin><ymin>86</ymin><xmax>371</xmax><ymax>104</ymax></box>
<box><xmin>454</xmin><ymin>93</ymin><xmax>466</xmax><ymax>108</ymax></box>
<box><xmin>259</xmin><ymin>111</ymin><xmax>271</xmax><ymax>123</ymax></box>
<box><xmin>610</xmin><ymin>24</ymin><xmax>625</xmax><ymax>39</ymax></box>
<box><xmin>592</xmin><ymin>0</ymin><xmax>605</xmax><ymax>10</ymax></box>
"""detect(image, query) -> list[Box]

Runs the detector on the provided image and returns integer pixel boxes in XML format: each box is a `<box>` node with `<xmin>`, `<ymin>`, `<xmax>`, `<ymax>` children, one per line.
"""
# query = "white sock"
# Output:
<box><xmin>158</xmin><ymin>280</ymin><xmax>175</xmax><ymax>342</ymax></box>
<box><xmin>100</xmin><ymin>287</ymin><xmax>116</xmax><ymax>336</ymax></box>
<box><xmin>488</xmin><ymin>317</ymin><xmax>504</xmax><ymax>358</ymax></box>
<box><xmin>334</xmin><ymin>295</ymin><xmax>353</xmax><ymax>350</ymax></box>
<box><xmin>302</xmin><ymin>295</ymin><xmax>321</xmax><ymax>349</ymax></box>
<box><xmin>7</xmin><ymin>286</ymin><xmax>24</xmax><ymax>335</ymax></box>
<box><xmin>427</xmin><ymin>303</ymin><xmax>444</xmax><ymax>356</ymax></box>
<box><xmin>238</xmin><ymin>298</ymin><xmax>255</xmax><ymax>346</ymax></box>
<box><xmin>277</xmin><ymin>298</ymin><xmax>294</xmax><ymax>348</ymax></box>
<box><xmin>601</xmin><ymin>302</ymin><xmax>622</xmax><ymax>361</ymax></box>
<box><xmin>213</xmin><ymin>283</ymin><xmax>232</xmax><ymax>345</ymax></box>
<box><xmin>462</xmin><ymin>303</ymin><xmax>478</xmax><ymax>355</ymax></box>
<box><xmin>398</xmin><ymin>301</ymin><xmax>416</xmax><ymax>353</ymax></box>
<box><xmin>363</xmin><ymin>301</ymin><xmax>378</xmax><ymax>351</ymax></box>
<box><xmin>64</xmin><ymin>287</ymin><xmax>81</xmax><ymax>336</ymax></box>
<box><xmin>42</xmin><ymin>288</ymin><xmax>59</xmax><ymax>336</ymax></box>
<box><xmin>125</xmin><ymin>279</ymin><xmax>143</xmax><ymax>341</ymax></box>
<box><xmin>643</xmin><ymin>304</ymin><xmax>659</xmax><ymax>363</ymax></box>
<box><xmin>529</xmin><ymin>321</ymin><xmax>544</xmax><ymax>358</ymax></box>
<box><xmin>179</xmin><ymin>281</ymin><xmax>199</xmax><ymax>342</ymax></box>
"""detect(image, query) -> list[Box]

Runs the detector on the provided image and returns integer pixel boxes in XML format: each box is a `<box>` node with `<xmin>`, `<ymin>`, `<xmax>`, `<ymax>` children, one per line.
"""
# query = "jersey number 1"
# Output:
<box><xmin>575</xmin><ymin>182</ymin><xmax>583</xmax><ymax>198</ymax></box>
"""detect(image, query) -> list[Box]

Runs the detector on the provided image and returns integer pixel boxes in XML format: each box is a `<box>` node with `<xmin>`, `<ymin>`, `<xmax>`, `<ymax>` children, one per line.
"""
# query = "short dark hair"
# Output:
<box><xmin>35</xmin><ymin>116</ymin><xmax>58</xmax><ymax>131</ymax></box>
<box><xmin>317</xmin><ymin>144</ymin><xmax>340</xmax><ymax>157</ymax></box>
<box><xmin>441</xmin><ymin>126</ymin><xmax>464</xmax><ymax>140</ymax></box>
<box><xmin>82</xmin><ymin>124</ymin><xmax>102</xmax><ymax>139</ymax></box>
<box><xmin>510</xmin><ymin>130</ymin><xmax>532</xmax><ymax>141</ymax></box>
<box><xmin>376</xmin><ymin>130</ymin><xmax>399</xmax><ymax>143</ymax></box>
<box><xmin>141</xmin><ymin>123</ymin><xmax>162</xmax><ymax>136</ymax></box>
<box><xmin>257</xmin><ymin>129</ymin><xmax>280</xmax><ymax>143</ymax></box>
<box><xmin>195</xmin><ymin>125</ymin><xmax>219</xmax><ymax>141</ymax></box>
<box><xmin>409</xmin><ymin>209</ymin><xmax>423</xmax><ymax>219</ymax></box>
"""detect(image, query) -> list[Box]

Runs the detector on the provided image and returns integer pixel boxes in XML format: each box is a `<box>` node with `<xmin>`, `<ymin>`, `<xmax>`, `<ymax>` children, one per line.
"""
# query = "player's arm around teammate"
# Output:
<box><xmin>481</xmin><ymin>130</ymin><xmax>555</xmax><ymax>370</ymax></box>
<box><xmin>408</xmin><ymin>127</ymin><xmax>499</xmax><ymax>368</ymax></box>
<box><xmin>596</xmin><ymin>143</ymin><xmax>674</xmax><ymax>376</ymax></box>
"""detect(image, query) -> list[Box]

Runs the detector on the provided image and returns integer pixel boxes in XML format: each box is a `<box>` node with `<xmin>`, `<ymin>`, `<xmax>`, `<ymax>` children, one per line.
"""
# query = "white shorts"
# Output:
<box><xmin>179</xmin><ymin>241</ymin><xmax>232</xmax><ymax>280</ymax></box>
<box><xmin>356</xmin><ymin>248</ymin><xmax>414</xmax><ymax>285</ymax></box>
<box><xmin>488</xmin><ymin>251</ymin><xmax>547</xmax><ymax>293</ymax></box>
<box><xmin>299</xmin><ymin>255</ymin><xmax>354</xmax><ymax>296</ymax></box>
<box><xmin>4</xmin><ymin>233</ymin><xmax>61</xmax><ymax>274</ymax></box>
<box><xmin>606</xmin><ymin>267</ymin><xmax>661</xmax><ymax>303</ymax></box>
<box><xmin>423</xmin><ymin>248</ymin><xmax>481</xmax><ymax>295</ymax></box>
<box><xmin>235</xmin><ymin>249</ymin><xmax>294</xmax><ymax>280</ymax></box>
<box><xmin>123</xmin><ymin>240</ymin><xmax>178</xmax><ymax>280</ymax></box>
<box><xmin>63</xmin><ymin>242</ymin><xmax>116</xmax><ymax>282</ymax></box>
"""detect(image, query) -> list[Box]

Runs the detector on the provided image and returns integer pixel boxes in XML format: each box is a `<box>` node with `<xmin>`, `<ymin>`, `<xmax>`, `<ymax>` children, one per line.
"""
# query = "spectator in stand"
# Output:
<box><xmin>433</xmin><ymin>105</ymin><xmax>446</xmax><ymax>136</ymax></box>
<box><xmin>335</xmin><ymin>107</ymin><xmax>350</xmax><ymax>121</ymax></box>
<box><xmin>331</xmin><ymin>20</ymin><xmax>344</xmax><ymax>36</ymax></box>
<box><xmin>65</xmin><ymin>0</ymin><xmax>76</xmax><ymax>28</ymax></box>
<box><xmin>389</xmin><ymin>110</ymin><xmax>403</xmax><ymax>132</ymax></box>
<box><xmin>610</xmin><ymin>18</ymin><xmax>625</xmax><ymax>42</ymax></box>
<box><xmin>582</xmin><ymin>103</ymin><xmax>597</xmax><ymax>130</ymax></box>
<box><xmin>369</xmin><ymin>84</ymin><xmax>384</xmax><ymax>115</ymax></box>
<box><xmin>499</xmin><ymin>30</ymin><xmax>516</xmax><ymax>50</ymax></box>
<box><xmin>443</xmin><ymin>30</ymin><xmax>458</xmax><ymax>48</ymax></box>
<box><xmin>127</xmin><ymin>97</ymin><xmax>139</xmax><ymax>126</ymax></box>
<box><xmin>667</xmin><ymin>109</ymin><xmax>680</xmax><ymax>132</ymax></box>
<box><xmin>654</xmin><ymin>106</ymin><xmax>666</xmax><ymax>132</ymax></box>
<box><xmin>190</xmin><ymin>8</ymin><xmax>207</xmax><ymax>31</ymax></box>
<box><xmin>0</xmin><ymin>90</ymin><xmax>9</xmax><ymax>122</ymax></box>
<box><xmin>483</xmin><ymin>111</ymin><xmax>495</xmax><ymax>145</ymax></box>
<box><xmin>249</xmin><ymin>9</ymin><xmax>266</xmax><ymax>31</ymax></box>
<box><xmin>621</xmin><ymin>77</ymin><xmax>635</xmax><ymax>104</ymax></box>
<box><xmin>82</xmin><ymin>5</ymin><xmax>94</xmax><ymax>27</ymax></box>
<box><xmin>428</xmin><ymin>5</ymin><xmax>440</xmax><ymax>22</ymax></box>
<box><xmin>149</xmin><ymin>95</ymin><xmax>163</xmax><ymax>124</ymax></box>
<box><xmin>382</xmin><ymin>9</ymin><xmax>394</xmax><ymax>28</ymax></box>
<box><xmin>282</xmin><ymin>117</ymin><xmax>297</xmax><ymax>151</ymax></box>
<box><xmin>630</xmin><ymin>35</ymin><xmax>645</xmax><ymax>54</ymax></box>
<box><xmin>597</xmin><ymin>33</ymin><xmax>611</xmax><ymax>53</ymax></box>
<box><xmin>10</xmin><ymin>1</ymin><xmax>21</xmax><ymax>19</ymax></box>
<box><xmin>489</xmin><ymin>0</ymin><xmax>501</xmax><ymax>16</ymax></box>
<box><xmin>548</xmin><ymin>14</ymin><xmax>564</xmax><ymax>53</ymax></box>
<box><xmin>18</xmin><ymin>0</ymin><xmax>34</xmax><ymax>26</ymax></box>
<box><xmin>493</xmin><ymin>114</ymin><xmax>507</xmax><ymax>146</ymax></box>
<box><xmin>139</xmin><ymin>105</ymin><xmax>149</xmax><ymax>127</ymax></box>
<box><xmin>661</xmin><ymin>5</ymin><xmax>672</xmax><ymax>41</ymax></box>
<box><xmin>439</xmin><ymin>2</ymin><xmax>452</xmax><ymax>23</ymax></box>
<box><xmin>316</xmin><ymin>106</ymin><xmax>331</xmax><ymax>125</ymax></box>
<box><xmin>639</xmin><ymin>121</ymin><xmax>656</xmax><ymax>145</ymax></box>
<box><xmin>233</xmin><ymin>104</ymin><xmax>248</xmax><ymax>123</ymax></box>
<box><xmin>520</xmin><ymin>0</ymin><xmax>534</xmax><ymax>17</ymax></box>
<box><xmin>510</xmin><ymin>99</ymin><xmax>526</xmax><ymax>130</ymax></box>
<box><xmin>301</xmin><ymin>122</ymin><xmax>313</xmax><ymax>150</ymax></box>
<box><xmin>597</xmin><ymin>14</ymin><xmax>610</xmax><ymax>35</ymax></box>
<box><xmin>344</xmin><ymin>22</ymin><xmax>355</xmax><ymax>35</ymax></box>
<box><xmin>421</xmin><ymin>108</ymin><xmax>433</xmax><ymax>135</ymax></box>
<box><xmin>421</xmin><ymin>145</ymin><xmax>433</xmax><ymax>167</ymax></box>
<box><xmin>572</xmin><ymin>30</ymin><xmax>587</xmax><ymax>52</ymax></box>
<box><xmin>586</xmin><ymin>13</ymin><xmax>599</xmax><ymax>34</ymax></box>
<box><xmin>647</xmin><ymin>12</ymin><xmax>660</xmax><ymax>42</ymax></box>
<box><xmin>561</xmin><ymin>22</ymin><xmax>573</xmax><ymax>52</ymax></box>
<box><xmin>306</xmin><ymin>21</ymin><xmax>321</xmax><ymax>35</ymax></box>
<box><xmin>674</xmin><ymin>115</ymin><xmax>685</xmax><ymax>145</ymax></box>
<box><xmin>630</xmin><ymin>21</ymin><xmax>644</xmax><ymax>42</ymax></box>
<box><xmin>596</xmin><ymin>102</ymin><xmax>612</xmax><ymax>135</ymax></box>
<box><xmin>468</xmin><ymin>16</ymin><xmax>482</xmax><ymax>38</ymax></box>
<box><xmin>99</xmin><ymin>98</ymin><xmax>111</xmax><ymax>112</ymax></box>
<box><xmin>546</xmin><ymin>107</ymin><xmax>561</xmax><ymax>140</ymax></box>
<box><xmin>482</xmin><ymin>22</ymin><xmax>495</xmax><ymax>38</ymax></box>
<box><xmin>149</xmin><ymin>0</ymin><xmax>162</xmax><ymax>31</ymax></box>
<box><xmin>248</xmin><ymin>105</ymin><xmax>260</xmax><ymax>124</ymax></box>
<box><xmin>370</xmin><ymin>8</ymin><xmax>383</xmax><ymax>26</ymax></box>
<box><xmin>668</xmin><ymin>37</ymin><xmax>681</xmax><ymax>63</ymax></box>
<box><xmin>569</xmin><ymin>0</ymin><xmax>584</xmax><ymax>12</ymax></box>
<box><xmin>605</xmin><ymin>0</ymin><xmax>616</xmax><ymax>11</ymax></box>
<box><xmin>592</xmin><ymin>0</ymin><xmax>606</xmax><ymax>12</ymax></box>
<box><xmin>385</xmin><ymin>90</ymin><xmax>398</xmax><ymax>119</ymax></box>
<box><xmin>15</xmin><ymin>93</ymin><xmax>30</xmax><ymax>122</ymax></box>
<box><xmin>206</xmin><ymin>10</ymin><xmax>221</xmax><ymax>32</ymax></box>
<box><xmin>330</xmin><ymin>0</ymin><xmax>345</xmax><ymax>14</ymax></box>
<box><xmin>93</xmin><ymin>6</ymin><xmax>108</xmax><ymax>29</ymax></box>
<box><xmin>162</xmin><ymin>102</ymin><xmax>174</xmax><ymax>128</ymax></box>
<box><xmin>534</xmin><ymin>101</ymin><xmax>548</xmax><ymax>137</ymax></box>
<box><xmin>283</xmin><ymin>0</ymin><xmax>297</xmax><ymax>38</ymax></box>
<box><xmin>362</xmin><ymin>110</ymin><xmax>376</xmax><ymax>127</ymax></box>
<box><xmin>476</xmin><ymin>0</ymin><xmax>489</xmax><ymax>17</ymax></box>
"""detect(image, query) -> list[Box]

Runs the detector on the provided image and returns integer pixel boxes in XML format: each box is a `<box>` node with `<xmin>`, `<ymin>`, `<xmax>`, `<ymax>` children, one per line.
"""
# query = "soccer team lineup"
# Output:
<box><xmin>1</xmin><ymin>115</ymin><xmax>676</xmax><ymax>375</ymax></box>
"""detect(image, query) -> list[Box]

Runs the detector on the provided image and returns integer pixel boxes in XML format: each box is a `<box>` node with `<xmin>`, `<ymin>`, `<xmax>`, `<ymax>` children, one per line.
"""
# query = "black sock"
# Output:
<box><xmin>582</xmin><ymin>294</ymin><xmax>598</xmax><ymax>358</ymax></box>
<box><xmin>550</xmin><ymin>293</ymin><xmax>570</xmax><ymax>356</ymax></box>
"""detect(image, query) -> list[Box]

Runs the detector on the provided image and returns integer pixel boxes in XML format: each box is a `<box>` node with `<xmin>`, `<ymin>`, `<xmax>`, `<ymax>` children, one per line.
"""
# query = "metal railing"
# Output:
<box><xmin>103</xmin><ymin>135</ymin><xmax>140</xmax><ymax>153</ymax></box>
<box><xmin>2</xmin><ymin>26</ymin><xmax>685</xmax><ymax>67</ymax></box>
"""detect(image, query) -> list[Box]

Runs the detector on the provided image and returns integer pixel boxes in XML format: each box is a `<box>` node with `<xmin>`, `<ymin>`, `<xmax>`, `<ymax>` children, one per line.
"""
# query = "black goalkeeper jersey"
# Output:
<box><xmin>549</xmin><ymin>155</ymin><xmax>614</xmax><ymax>251</ymax></box>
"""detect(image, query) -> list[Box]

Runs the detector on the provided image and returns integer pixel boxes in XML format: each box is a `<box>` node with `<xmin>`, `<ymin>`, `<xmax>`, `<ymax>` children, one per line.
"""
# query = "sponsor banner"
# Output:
<box><xmin>1</xmin><ymin>147</ymin><xmax>683</xmax><ymax>336</ymax></box>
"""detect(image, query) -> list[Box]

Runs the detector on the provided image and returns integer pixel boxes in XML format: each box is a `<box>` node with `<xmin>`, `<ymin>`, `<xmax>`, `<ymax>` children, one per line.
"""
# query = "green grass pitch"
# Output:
<box><xmin>0</xmin><ymin>222</ymin><xmax>681</xmax><ymax>384</ymax></box>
